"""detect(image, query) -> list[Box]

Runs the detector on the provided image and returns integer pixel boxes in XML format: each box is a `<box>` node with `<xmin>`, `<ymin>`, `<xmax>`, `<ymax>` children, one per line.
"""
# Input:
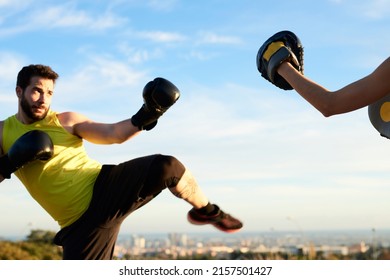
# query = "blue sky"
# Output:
<box><xmin>0</xmin><ymin>0</ymin><xmax>389</xmax><ymax>237</ymax></box>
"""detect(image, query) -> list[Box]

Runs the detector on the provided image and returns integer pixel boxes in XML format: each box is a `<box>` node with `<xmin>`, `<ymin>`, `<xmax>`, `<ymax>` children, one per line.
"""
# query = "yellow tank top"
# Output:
<box><xmin>3</xmin><ymin>110</ymin><xmax>102</xmax><ymax>228</ymax></box>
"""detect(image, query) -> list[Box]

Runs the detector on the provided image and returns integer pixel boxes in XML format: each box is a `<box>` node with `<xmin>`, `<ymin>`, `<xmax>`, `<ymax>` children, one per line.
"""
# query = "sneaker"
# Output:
<box><xmin>187</xmin><ymin>204</ymin><xmax>243</xmax><ymax>233</ymax></box>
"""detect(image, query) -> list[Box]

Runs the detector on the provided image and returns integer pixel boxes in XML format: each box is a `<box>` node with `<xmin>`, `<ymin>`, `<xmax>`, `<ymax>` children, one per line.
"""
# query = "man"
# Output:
<box><xmin>0</xmin><ymin>64</ymin><xmax>243</xmax><ymax>260</ymax></box>
<box><xmin>257</xmin><ymin>30</ymin><xmax>390</xmax><ymax>122</ymax></box>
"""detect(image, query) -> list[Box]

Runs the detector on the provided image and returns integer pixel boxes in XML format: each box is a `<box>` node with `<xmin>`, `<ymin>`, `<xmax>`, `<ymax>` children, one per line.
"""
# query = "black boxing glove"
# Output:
<box><xmin>0</xmin><ymin>130</ymin><xmax>54</xmax><ymax>179</ymax></box>
<box><xmin>131</xmin><ymin>77</ymin><xmax>180</xmax><ymax>130</ymax></box>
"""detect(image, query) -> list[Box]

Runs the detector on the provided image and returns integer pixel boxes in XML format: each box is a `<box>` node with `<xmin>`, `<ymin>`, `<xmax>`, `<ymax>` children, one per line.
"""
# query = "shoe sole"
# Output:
<box><xmin>187</xmin><ymin>213</ymin><xmax>242</xmax><ymax>233</ymax></box>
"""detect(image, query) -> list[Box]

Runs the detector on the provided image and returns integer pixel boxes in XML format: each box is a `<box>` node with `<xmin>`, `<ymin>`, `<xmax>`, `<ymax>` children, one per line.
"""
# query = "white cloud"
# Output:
<box><xmin>197</xmin><ymin>31</ymin><xmax>242</xmax><ymax>45</ymax></box>
<box><xmin>0</xmin><ymin>3</ymin><xmax>126</xmax><ymax>36</ymax></box>
<box><xmin>0</xmin><ymin>52</ymin><xmax>24</xmax><ymax>83</ymax></box>
<box><xmin>0</xmin><ymin>0</ymin><xmax>31</xmax><ymax>8</ymax></box>
<box><xmin>34</xmin><ymin>5</ymin><xmax>125</xmax><ymax>30</ymax></box>
<box><xmin>137</xmin><ymin>31</ymin><xmax>187</xmax><ymax>43</ymax></box>
<box><xmin>0</xmin><ymin>0</ymin><xmax>11</xmax><ymax>5</ymax></box>
<box><xmin>117</xmin><ymin>42</ymin><xmax>164</xmax><ymax>64</ymax></box>
<box><xmin>52</xmin><ymin>55</ymin><xmax>148</xmax><ymax>115</ymax></box>
<box><xmin>186</xmin><ymin>51</ymin><xmax>217</xmax><ymax>61</ymax></box>
<box><xmin>0</xmin><ymin>52</ymin><xmax>25</xmax><ymax>115</ymax></box>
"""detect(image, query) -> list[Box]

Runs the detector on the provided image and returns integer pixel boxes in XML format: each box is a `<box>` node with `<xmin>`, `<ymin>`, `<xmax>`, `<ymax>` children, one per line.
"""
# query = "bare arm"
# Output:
<box><xmin>278</xmin><ymin>57</ymin><xmax>390</xmax><ymax>117</ymax></box>
<box><xmin>58</xmin><ymin>112</ymin><xmax>141</xmax><ymax>144</ymax></box>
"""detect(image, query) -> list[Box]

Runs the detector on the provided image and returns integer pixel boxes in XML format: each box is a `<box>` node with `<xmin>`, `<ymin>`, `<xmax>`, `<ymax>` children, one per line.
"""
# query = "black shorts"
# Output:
<box><xmin>54</xmin><ymin>154</ymin><xmax>184</xmax><ymax>260</ymax></box>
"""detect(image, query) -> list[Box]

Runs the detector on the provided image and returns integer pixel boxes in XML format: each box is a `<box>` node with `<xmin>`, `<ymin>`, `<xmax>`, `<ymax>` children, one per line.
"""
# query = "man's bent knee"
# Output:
<box><xmin>141</xmin><ymin>155</ymin><xmax>186</xmax><ymax>197</ymax></box>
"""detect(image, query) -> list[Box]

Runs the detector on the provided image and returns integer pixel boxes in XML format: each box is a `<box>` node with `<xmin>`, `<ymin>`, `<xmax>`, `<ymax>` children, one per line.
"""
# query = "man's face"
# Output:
<box><xmin>17</xmin><ymin>76</ymin><xmax>54</xmax><ymax>123</ymax></box>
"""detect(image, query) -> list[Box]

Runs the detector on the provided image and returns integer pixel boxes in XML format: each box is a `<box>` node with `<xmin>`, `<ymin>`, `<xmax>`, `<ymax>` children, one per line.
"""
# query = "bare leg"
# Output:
<box><xmin>168</xmin><ymin>165</ymin><xmax>243</xmax><ymax>233</ymax></box>
<box><xmin>168</xmin><ymin>168</ymin><xmax>209</xmax><ymax>209</ymax></box>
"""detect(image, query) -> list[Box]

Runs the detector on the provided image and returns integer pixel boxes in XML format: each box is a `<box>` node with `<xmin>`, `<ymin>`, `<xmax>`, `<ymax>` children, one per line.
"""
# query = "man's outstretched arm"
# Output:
<box><xmin>278</xmin><ymin>57</ymin><xmax>390</xmax><ymax>117</ymax></box>
<box><xmin>65</xmin><ymin>77</ymin><xmax>180</xmax><ymax>145</ymax></box>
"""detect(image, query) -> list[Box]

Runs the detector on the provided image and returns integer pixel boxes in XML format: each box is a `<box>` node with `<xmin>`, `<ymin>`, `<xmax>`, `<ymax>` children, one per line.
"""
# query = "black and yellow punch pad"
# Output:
<box><xmin>368</xmin><ymin>93</ymin><xmax>390</xmax><ymax>139</ymax></box>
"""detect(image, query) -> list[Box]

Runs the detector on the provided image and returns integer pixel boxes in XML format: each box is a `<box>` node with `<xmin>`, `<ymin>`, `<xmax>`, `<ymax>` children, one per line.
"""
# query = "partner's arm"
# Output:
<box><xmin>278</xmin><ymin>57</ymin><xmax>390</xmax><ymax>117</ymax></box>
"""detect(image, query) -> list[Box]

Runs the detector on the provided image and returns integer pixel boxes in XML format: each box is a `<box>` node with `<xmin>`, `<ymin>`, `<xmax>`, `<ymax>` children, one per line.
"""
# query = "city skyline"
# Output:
<box><xmin>115</xmin><ymin>228</ymin><xmax>390</xmax><ymax>260</ymax></box>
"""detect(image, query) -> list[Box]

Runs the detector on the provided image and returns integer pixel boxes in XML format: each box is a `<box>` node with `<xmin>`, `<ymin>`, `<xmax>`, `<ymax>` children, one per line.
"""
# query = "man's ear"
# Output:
<box><xmin>15</xmin><ymin>86</ymin><xmax>22</xmax><ymax>98</ymax></box>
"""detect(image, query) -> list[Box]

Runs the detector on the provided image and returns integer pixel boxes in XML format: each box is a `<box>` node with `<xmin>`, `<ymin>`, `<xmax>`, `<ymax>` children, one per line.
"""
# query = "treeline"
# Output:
<box><xmin>0</xmin><ymin>230</ymin><xmax>62</xmax><ymax>260</ymax></box>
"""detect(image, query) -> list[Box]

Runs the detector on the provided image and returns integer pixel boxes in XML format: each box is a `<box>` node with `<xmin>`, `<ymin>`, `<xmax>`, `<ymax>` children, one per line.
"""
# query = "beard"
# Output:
<box><xmin>20</xmin><ymin>92</ymin><xmax>49</xmax><ymax>121</ymax></box>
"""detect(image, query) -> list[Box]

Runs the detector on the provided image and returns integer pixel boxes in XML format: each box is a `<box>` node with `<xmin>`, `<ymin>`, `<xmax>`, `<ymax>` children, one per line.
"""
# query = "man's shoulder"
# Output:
<box><xmin>56</xmin><ymin>111</ymin><xmax>88</xmax><ymax>135</ymax></box>
<box><xmin>57</xmin><ymin>111</ymin><xmax>88</xmax><ymax>125</ymax></box>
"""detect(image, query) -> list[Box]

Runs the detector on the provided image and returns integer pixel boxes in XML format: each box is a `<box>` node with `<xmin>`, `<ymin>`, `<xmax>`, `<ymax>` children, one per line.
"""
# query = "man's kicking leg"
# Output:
<box><xmin>169</xmin><ymin>168</ymin><xmax>243</xmax><ymax>233</ymax></box>
<box><xmin>143</xmin><ymin>155</ymin><xmax>243</xmax><ymax>233</ymax></box>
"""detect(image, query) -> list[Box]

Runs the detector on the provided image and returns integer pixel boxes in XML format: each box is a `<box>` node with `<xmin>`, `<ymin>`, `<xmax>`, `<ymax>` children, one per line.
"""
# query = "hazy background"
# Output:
<box><xmin>0</xmin><ymin>0</ymin><xmax>389</xmax><ymax>238</ymax></box>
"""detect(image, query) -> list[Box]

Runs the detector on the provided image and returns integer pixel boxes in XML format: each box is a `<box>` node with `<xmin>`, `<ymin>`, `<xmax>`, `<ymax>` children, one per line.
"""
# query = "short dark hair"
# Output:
<box><xmin>16</xmin><ymin>64</ymin><xmax>59</xmax><ymax>90</ymax></box>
